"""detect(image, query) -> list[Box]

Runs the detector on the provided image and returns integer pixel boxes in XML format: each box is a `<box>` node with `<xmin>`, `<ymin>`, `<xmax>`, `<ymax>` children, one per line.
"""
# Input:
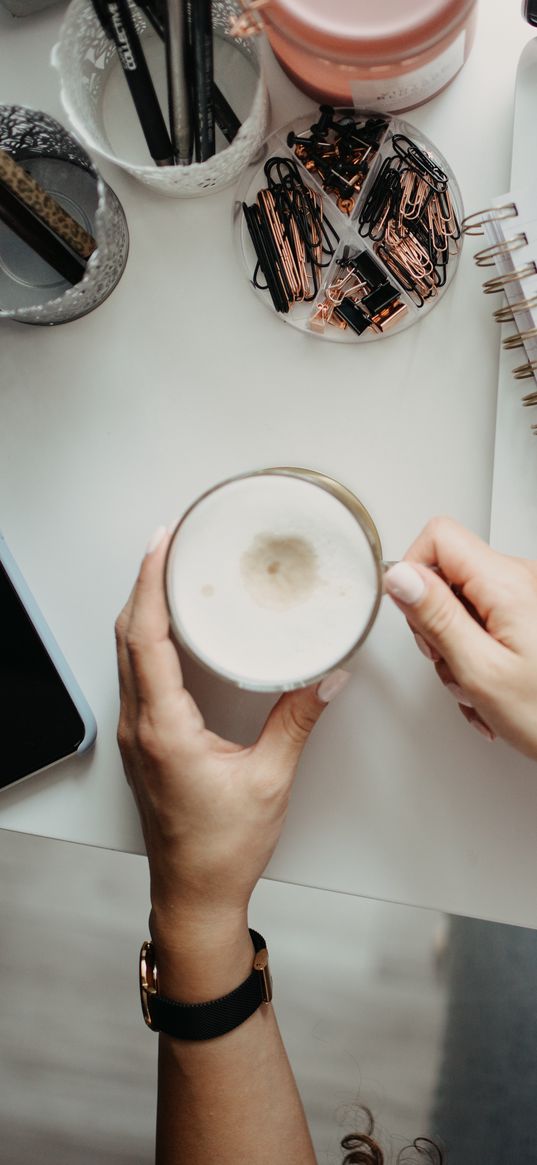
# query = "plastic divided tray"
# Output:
<box><xmin>234</xmin><ymin>108</ymin><xmax>464</xmax><ymax>343</ymax></box>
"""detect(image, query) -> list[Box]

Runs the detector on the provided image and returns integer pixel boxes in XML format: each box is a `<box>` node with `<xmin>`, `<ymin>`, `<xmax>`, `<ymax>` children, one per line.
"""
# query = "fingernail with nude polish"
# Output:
<box><xmin>384</xmin><ymin>562</ymin><xmax>426</xmax><ymax>606</ymax></box>
<box><xmin>471</xmin><ymin>719</ymin><xmax>496</xmax><ymax>742</ymax></box>
<box><xmin>414</xmin><ymin>633</ymin><xmax>440</xmax><ymax>663</ymax></box>
<box><xmin>446</xmin><ymin>682</ymin><xmax>474</xmax><ymax>708</ymax></box>
<box><xmin>317</xmin><ymin>669</ymin><xmax>351</xmax><ymax>704</ymax></box>
<box><xmin>145</xmin><ymin>526</ymin><xmax>167</xmax><ymax>555</ymax></box>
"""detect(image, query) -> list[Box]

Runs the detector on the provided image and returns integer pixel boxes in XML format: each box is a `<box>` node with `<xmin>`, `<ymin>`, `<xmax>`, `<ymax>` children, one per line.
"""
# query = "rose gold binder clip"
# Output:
<box><xmin>310</xmin><ymin>269</ymin><xmax>365</xmax><ymax>332</ymax></box>
<box><xmin>310</xmin><ymin>246</ymin><xmax>407</xmax><ymax>336</ymax></box>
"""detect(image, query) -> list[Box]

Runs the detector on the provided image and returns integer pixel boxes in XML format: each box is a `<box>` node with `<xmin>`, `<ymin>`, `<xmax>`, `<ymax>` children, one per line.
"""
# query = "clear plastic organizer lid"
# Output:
<box><xmin>234</xmin><ymin>108</ymin><xmax>464</xmax><ymax>343</ymax></box>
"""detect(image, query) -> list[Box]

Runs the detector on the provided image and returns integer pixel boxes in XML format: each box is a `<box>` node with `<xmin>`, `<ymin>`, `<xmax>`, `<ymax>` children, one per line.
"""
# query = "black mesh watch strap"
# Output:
<box><xmin>141</xmin><ymin>928</ymin><xmax>272</xmax><ymax>1042</ymax></box>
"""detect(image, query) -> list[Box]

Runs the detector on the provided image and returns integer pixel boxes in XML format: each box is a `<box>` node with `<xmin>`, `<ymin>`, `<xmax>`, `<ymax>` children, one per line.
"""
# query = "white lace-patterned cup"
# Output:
<box><xmin>0</xmin><ymin>105</ymin><xmax>129</xmax><ymax>326</ymax></box>
<box><xmin>52</xmin><ymin>0</ymin><xmax>270</xmax><ymax>197</ymax></box>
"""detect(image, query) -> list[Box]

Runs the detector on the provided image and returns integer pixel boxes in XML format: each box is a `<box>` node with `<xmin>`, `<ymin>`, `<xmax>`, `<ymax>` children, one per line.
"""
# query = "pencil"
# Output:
<box><xmin>138</xmin><ymin>0</ymin><xmax>242</xmax><ymax>149</ymax></box>
<box><xmin>164</xmin><ymin>0</ymin><xmax>192</xmax><ymax>164</ymax></box>
<box><xmin>187</xmin><ymin>0</ymin><xmax>215</xmax><ymax>161</ymax></box>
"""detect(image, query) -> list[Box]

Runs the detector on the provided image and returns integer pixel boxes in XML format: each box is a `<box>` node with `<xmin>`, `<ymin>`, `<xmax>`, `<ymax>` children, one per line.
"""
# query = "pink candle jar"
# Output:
<box><xmin>263</xmin><ymin>0</ymin><xmax>478</xmax><ymax>113</ymax></box>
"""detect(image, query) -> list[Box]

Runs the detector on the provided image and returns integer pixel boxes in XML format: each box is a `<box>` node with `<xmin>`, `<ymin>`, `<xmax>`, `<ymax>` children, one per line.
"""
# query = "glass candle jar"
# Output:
<box><xmin>263</xmin><ymin>0</ymin><xmax>478</xmax><ymax>113</ymax></box>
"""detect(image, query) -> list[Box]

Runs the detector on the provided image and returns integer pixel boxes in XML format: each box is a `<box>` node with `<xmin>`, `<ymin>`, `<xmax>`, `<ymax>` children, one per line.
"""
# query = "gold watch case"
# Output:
<box><xmin>139</xmin><ymin>940</ymin><xmax>158</xmax><ymax>1029</ymax></box>
<box><xmin>139</xmin><ymin>936</ymin><xmax>273</xmax><ymax>1029</ymax></box>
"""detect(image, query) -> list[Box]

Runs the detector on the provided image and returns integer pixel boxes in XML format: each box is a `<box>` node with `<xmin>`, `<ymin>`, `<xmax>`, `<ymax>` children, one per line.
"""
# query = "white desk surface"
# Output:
<box><xmin>1</xmin><ymin>1</ymin><xmax>536</xmax><ymax>930</ymax></box>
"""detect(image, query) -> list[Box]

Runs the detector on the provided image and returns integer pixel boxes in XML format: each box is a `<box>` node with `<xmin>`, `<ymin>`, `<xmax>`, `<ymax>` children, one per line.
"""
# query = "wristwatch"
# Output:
<box><xmin>139</xmin><ymin>928</ymin><xmax>272</xmax><ymax>1041</ymax></box>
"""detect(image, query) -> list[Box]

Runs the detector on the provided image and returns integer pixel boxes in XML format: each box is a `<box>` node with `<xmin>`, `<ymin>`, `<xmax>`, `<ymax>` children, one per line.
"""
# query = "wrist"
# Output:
<box><xmin>149</xmin><ymin>907</ymin><xmax>255</xmax><ymax>1002</ymax></box>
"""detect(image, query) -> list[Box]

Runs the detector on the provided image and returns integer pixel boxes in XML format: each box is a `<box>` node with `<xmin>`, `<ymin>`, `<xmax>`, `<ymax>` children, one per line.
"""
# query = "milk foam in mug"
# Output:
<box><xmin>165</xmin><ymin>468</ymin><xmax>383</xmax><ymax>691</ymax></box>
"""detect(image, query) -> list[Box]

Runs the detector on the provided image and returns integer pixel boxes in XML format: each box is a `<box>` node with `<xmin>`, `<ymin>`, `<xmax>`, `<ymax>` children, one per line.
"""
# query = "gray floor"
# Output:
<box><xmin>0</xmin><ymin>831</ymin><xmax>157</xmax><ymax>1165</ymax></box>
<box><xmin>0</xmin><ymin>829</ymin><xmax>446</xmax><ymax>1164</ymax></box>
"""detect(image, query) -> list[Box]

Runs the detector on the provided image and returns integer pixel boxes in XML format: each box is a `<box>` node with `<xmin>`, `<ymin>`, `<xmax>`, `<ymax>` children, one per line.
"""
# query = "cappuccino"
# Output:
<box><xmin>166</xmin><ymin>472</ymin><xmax>380</xmax><ymax>690</ymax></box>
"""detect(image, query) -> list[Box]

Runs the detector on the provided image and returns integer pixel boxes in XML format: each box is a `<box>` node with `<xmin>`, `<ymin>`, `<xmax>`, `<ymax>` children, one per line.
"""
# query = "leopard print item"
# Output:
<box><xmin>0</xmin><ymin>148</ymin><xmax>96</xmax><ymax>259</ymax></box>
<box><xmin>0</xmin><ymin>105</ymin><xmax>129</xmax><ymax>324</ymax></box>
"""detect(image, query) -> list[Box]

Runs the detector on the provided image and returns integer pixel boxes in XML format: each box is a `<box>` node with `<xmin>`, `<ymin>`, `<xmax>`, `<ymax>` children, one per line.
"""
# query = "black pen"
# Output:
<box><xmin>187</xmin><ymin>0</ymin><xmax>215</xmax><ymax>161</ymax></box>
<box><xmin>213</xmin><ymin>83</ymin><xmax>241</xmax><ymax>144</ymax></box>
<box><xmin>138</xmin><ymin>0</ymin><xmax>242</xmax><ymax>147</ymax></box>
<box><xmin>0</xmin><ymin>180</ymin><xmax>87</xmax><ymax>286</ymax></box>
<box><xmin>90</xmin><ymin>0</ymin><xmax>174</xmax><ymax>167</ymax></box>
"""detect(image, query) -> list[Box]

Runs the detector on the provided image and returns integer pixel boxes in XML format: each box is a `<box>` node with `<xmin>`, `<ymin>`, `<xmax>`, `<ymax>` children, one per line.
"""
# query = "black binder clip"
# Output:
<box><xmin>334</xmin><ymin>297</ymin><xmax>370</xmax><ymax>335</ymax></box>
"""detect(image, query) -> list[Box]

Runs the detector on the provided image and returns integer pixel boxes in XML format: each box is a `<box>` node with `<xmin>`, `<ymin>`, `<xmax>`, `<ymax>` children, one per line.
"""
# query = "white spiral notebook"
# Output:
<box><xmin>467</xmin><ymin>38</ymin><xmax>537</xmax><ymax>559</ymax></box>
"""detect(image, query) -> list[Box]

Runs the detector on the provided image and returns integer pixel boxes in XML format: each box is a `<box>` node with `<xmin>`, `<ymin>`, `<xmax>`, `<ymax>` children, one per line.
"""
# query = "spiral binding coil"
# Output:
<box><xmin>461</xmin><ymin>203</ymin><xmax>517</xmax><ymax>236</ymax></box>
<box><xmin>503</xmin><ymin>325</ymin><xmax>537</xmax><ymax>349</ymax></box>
<box><xmin>514</xmin><ymin>361</ymin><xmax>537</xmax><ymax>380</ymax></box>
<box><xmin>464</xmin><ymin>200</ymin><xmax>537</xmax><ymax>431</ymax></box>
<box><xmin>482</xmin><ymin>261</ymin><xmax>537</xmax><ymax>293</ymax></box>
<box><xmin>473</xmin><ymin>233</ymin><xmax>527</xmax><ymax>267</ymax></box>
<box><xmin>493</xmin><ymin>293</ymin><xmax>537</xmax><ymax>322</ymax></box>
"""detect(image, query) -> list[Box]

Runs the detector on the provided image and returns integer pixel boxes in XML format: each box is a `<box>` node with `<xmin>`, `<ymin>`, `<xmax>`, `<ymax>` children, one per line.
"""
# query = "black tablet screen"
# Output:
<box><xmin>0</xmin><ymin>562</ymin><xmax>85</xmax><ymax>786</ymax></box>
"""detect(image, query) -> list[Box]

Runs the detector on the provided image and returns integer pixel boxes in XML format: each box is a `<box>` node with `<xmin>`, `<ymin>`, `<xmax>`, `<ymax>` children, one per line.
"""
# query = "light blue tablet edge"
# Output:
<box><xmin>0</xmin><ymin>531</ymin><xmax>97</xmax><ymax>756</ymax></box>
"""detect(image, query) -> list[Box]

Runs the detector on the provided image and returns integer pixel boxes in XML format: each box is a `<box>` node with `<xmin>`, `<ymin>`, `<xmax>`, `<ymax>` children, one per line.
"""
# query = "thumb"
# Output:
<box><xmin>384</xmin><ymin>561</ymin><xmax>499</xmax><ymax>688</ymax></box>
<box><xmin>256</xmin><ymin>669</ymin><xmax>350</xmax><ymax>771</ymax></box>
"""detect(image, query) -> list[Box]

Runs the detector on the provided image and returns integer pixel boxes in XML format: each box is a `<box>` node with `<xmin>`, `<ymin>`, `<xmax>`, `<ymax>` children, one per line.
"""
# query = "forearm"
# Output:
<box><xmin>152</xmin><ymin>917</ymin><xmax>316</xmax><ymax>1165</ymax></box>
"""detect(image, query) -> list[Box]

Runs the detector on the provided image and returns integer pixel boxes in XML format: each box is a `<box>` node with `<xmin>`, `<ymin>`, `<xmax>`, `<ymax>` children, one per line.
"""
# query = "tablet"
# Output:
<box><xmin>0</xmin><ymin>533</ymin><xmax>97</xmax><ymax>790</ymax></box>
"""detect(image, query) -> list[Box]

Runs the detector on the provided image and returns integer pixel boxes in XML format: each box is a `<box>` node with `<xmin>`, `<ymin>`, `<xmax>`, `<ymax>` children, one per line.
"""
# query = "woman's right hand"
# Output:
<box><xmin>383</xmin><ymin>517</ymin><xmax>537</xmax><ymax>760</ymax></box>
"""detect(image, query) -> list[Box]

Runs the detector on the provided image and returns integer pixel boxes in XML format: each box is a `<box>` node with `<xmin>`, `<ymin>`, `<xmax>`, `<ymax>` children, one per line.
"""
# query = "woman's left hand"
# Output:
<box><xmin>115</xmin><ymin>527</ymin><xmax>348</xmax><ymax>985</ymax></box>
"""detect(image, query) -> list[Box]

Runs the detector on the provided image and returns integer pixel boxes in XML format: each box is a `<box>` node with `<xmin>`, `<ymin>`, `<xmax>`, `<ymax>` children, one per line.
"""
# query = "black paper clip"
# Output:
<box><xmin>392</xmin><ymin>135</ymin><xmax>448</xmax><ymax>192</ymax></box>
<box><xmin>359</xmin><ymin>157</ymin><xmax>401</xmax><ymax>240</ymax></box>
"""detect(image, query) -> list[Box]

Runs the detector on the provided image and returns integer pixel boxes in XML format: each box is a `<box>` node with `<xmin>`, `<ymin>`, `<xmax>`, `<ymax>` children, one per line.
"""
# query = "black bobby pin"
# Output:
<box><xmin>242</xmin><ymin>202</ymin><xmax>288</xmax><ymax>313</ymax></box>
<box><xmin>243</xmin><ymin>154</ymin><xmax>339</xmax><ymax>314</ymax></box>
